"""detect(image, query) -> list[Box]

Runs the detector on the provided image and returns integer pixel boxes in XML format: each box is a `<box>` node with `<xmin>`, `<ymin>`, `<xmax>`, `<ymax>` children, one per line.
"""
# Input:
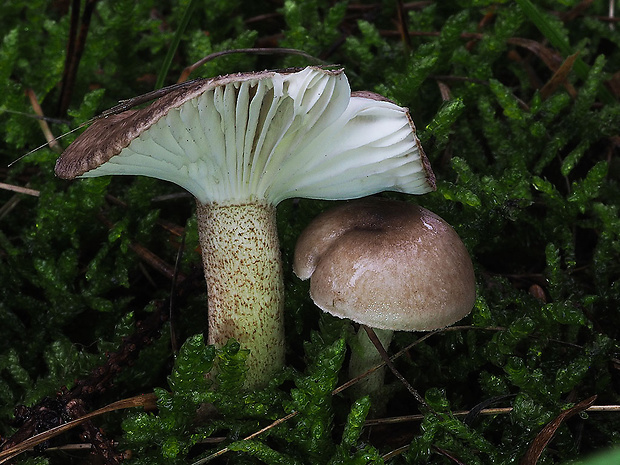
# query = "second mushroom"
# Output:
<box><xmin>293</xmin><ymin>197</ymin><xmax>476</xmax><ymax>398</ymax></box>
<box><xmin>55</xmin><ymin>67</ymin><xmax>435</xmax><ymax>388</ymax></box>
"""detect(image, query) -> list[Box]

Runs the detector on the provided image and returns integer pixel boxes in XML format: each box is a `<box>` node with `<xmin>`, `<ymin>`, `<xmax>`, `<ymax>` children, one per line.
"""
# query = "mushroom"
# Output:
<box><xmin>293</xmin><ymin>197</ymin><xmax>475</xmax><ymax>397</ymax></box>
<box><xmin>55</xmin><ymin>66</ymin><xmax>435</xmax><ymax>388</ymax></box>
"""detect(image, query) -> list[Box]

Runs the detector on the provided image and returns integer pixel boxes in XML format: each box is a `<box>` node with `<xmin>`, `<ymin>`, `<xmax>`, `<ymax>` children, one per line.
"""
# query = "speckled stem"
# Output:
<box><xmin>196</xmin><ymin>201</ymin><xmax>285</xmax><ymax>389</ymax></box>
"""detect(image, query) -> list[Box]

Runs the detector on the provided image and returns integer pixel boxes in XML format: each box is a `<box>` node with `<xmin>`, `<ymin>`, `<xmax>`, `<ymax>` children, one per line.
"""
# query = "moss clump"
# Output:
<box><xmin>0</xmin><ymin>1</ymin><xmax>619</xmax><ymax>464</ymax></box>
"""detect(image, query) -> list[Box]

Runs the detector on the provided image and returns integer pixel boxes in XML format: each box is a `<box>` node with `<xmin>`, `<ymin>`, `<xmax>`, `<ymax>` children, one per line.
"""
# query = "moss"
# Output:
<box><xmin>1</xmin><ymin>0</ymin><xmax>619</xmax><ymax>464</ymax></box>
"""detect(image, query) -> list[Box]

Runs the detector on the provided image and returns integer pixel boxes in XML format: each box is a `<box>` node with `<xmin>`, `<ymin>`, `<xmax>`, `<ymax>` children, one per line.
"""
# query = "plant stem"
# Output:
<box><xmin>155</xmin><ymin>0</ymin><xmax>198</xmax><ymax>89</ymax></box>
<box><xmin>196</xmin><ymin>201</ymin><xmax>285</xmax><ymax>389</ymax></box>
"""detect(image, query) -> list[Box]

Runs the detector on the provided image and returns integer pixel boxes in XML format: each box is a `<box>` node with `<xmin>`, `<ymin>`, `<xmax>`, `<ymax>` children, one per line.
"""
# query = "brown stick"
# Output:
<box><xmin>176</xmin><ymin>48</ymin><xmax>326</xmax><ymax>83</ymax></box>
<box><xmin>26</xmin><ymin>89</ymin><xmax>62</xmax><ymax>153</ymax></box>
<box><xmin>57</xmin><ymin>0</ymin><xmax>99</xmax><ymax>116</ymax></box>
<box><xmin>0</xmin><ymin>183</ymin><xmax>40</xmax><ymax>197</ymax></box>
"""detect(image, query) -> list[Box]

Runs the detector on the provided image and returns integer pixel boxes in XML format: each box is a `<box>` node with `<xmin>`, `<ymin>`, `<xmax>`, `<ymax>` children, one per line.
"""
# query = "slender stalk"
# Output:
<box><xmin>348</xmin><ymin>328</ymin><xmax>394</xmax><ymax>403</ymax></box>
<box><xmin>196</xmin><ymin>201</ymin><xmax>285</xmax><ymax>389</ymax></box>
<box><xmin>362</xmin><ymin>326</ymin><xmax>431</xmax><ymax>411</ymax></box>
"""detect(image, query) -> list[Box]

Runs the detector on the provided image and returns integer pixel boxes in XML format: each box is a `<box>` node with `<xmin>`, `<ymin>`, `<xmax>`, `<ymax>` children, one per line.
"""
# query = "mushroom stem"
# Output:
<box><xmin>362</xmin><ymin>325</ymin><xmax>430</xmax><ymax>410</ymax></box>
<box><xmin>349</xmin><ymin>327</ymin><xmax>394</xmax><ymax>401</ymax></box>
<box><xmin>196</xmin><ymin>201</ymin><xmax>285</xmax><ymax>389</ymax></box>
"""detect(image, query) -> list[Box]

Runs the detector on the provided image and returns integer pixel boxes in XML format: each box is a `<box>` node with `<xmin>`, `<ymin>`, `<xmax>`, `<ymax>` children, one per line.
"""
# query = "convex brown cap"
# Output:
<box><xmin>294</xmin><ymin>198</ymin><xmax>476</xmax><ymax>331</ymax></box>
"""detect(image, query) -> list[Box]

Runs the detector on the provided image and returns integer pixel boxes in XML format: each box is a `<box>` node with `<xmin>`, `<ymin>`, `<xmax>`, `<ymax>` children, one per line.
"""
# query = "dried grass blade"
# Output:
<box><xmin>520</xmin><ymin>395</ymin><xmax>597</xmax><ymax>465</ymax></box>
<box><xmin>0</xmin><ymin>394</ymin><xmax>157</xmax><ymax>464</ymax></box>
<box><xmin>540</xmin><ymin>52</ymin><xmax>579</xmax><ymax>99</ymax></box>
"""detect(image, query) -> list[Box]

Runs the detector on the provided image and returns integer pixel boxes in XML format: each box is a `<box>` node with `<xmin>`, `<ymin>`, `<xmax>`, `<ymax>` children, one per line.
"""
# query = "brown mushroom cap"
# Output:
<box><xmin>293</xmin><ymin>198</ymin><xmax>476</xmax><ymax>331</ymax></box>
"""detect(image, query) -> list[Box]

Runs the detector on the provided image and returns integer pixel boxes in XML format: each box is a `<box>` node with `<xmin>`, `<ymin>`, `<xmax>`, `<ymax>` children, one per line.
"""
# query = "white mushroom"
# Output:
<box><xmin>55</xmin><ymin>67</ymin><xmax>435</xmax><ymax>388</ymax></box>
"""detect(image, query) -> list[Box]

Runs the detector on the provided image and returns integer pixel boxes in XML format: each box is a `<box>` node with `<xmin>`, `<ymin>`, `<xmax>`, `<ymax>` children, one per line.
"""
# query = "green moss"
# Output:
<box><xmin>1</xmin><ymin>1</ymin><xmax>620</xmax><ymax>463</ymax></box>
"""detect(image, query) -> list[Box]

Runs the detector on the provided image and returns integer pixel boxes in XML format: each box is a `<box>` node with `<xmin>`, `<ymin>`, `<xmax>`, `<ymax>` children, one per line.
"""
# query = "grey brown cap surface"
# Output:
<box><xmin>294</xmin><ymin>197</ymin><xmax>476</xmax><ymax>331</ymax></box>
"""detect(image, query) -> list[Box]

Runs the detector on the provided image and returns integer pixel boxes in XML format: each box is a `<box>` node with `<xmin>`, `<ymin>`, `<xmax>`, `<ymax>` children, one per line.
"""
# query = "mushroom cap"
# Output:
<box><xmin>293</xmin><ymin>198</ymin><xmax>476</xmax><ymax>331</ymax></box>
<box><xmin>55</xmin><ymin>67</ymin><xmax>435</xmax><ymax>205</ymax></box>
